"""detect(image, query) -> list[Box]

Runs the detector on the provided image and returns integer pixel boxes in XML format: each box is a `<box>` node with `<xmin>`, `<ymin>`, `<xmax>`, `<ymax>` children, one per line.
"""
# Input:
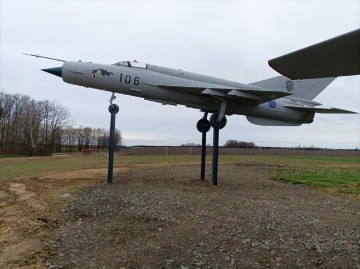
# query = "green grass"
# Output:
<box><xmin>1</xmin><ymin>153</ymin><xmax>359</xmax><ymax>196</ymax></box>
<box><xmin>45</xmin><ymin>204</ymin><xmax>55</xmax><ymax>214</ymax></box>
<box><xmin>275</xmin><ymin>167</ymin><xmax>359</xmax><ymax>186</ymax></box>
<box><xmin>272</xmin><ymin>160</ymin><xmax>360</xmax><ymax>197</ymax></box>
<box><xmin>66</xmin><ymin>188</ymin><xmax>82</xmax><ymax>196</ymax></box>
<box><xmin>0</xmin><ymin>154</ymin><xmax>109</xmax><ymax>181</ymax></box>
<box><xmin>0</xmin><ymin>153</ymin><xmax>248</xmax><ymax>181</ymax></box>
<box><xmin>252</xmin><ymin>155</ymin><xmax>360</xmax><ymax>165</ymax></box>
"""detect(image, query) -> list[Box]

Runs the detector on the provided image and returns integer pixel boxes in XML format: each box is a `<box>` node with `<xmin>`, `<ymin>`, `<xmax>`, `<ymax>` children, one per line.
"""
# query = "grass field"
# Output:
<box><xmin>272</xmin><ymin>157</ymin><xmax>360</xmax><ymax>196</ymax></box>
<box><xmin>1</xmin><ymin>153</ymin><xmax>359</xmax><ymax>196</ymax></box>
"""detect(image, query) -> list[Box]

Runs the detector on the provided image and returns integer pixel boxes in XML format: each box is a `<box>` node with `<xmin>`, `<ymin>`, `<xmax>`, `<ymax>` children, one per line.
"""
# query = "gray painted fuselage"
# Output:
<box><xmin>62</xmin><ymin>61</ymin><xmax>311</xmax><ymax>124</ymax></box>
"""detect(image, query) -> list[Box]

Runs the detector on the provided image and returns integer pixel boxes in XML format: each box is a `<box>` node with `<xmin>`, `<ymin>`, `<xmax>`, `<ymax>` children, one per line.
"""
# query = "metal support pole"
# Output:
<box><xmin>197</xmin><ymin>112</ymin><xmax>210</xmax><ymax>181</ymax></box>
<box><xmin>107</xmin><ymin>104</ymin><xmax>119</xmax><ymax>183</ymax></box>
<box><xmin>212</xmin><ymin>128</ymin><xmax>219</xmax><ymax>186</ymax></box>
<box><xmin>200</xmin><ymin>130</ymin><xmax>207</xmax><ymax>180</ymax></box>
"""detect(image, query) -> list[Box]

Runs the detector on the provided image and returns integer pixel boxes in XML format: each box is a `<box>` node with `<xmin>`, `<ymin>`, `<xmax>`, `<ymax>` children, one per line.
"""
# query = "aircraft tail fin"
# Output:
<box><xmin>250</xmin><ymin>76</ymin><xmax>336</xmax><ymax>100</ymax></box>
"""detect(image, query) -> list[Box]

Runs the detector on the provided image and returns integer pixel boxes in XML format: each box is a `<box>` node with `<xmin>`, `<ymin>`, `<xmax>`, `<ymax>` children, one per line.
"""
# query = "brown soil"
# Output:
<box><xmin>0</xmin><ymin>168</ymin><xmax>110</xmax><ymax>268</ymax></box>
<box><xmin>1</xmin><ymin>163</ymin><xmax>359</xmax><ymax>268</ymax></box>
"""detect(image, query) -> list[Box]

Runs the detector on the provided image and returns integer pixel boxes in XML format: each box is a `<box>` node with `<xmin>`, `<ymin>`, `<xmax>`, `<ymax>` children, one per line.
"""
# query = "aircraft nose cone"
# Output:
<box><xmin>41</xmin><ymin>67</ymin><xmax>62</xmax><ymax>78</ymax></box>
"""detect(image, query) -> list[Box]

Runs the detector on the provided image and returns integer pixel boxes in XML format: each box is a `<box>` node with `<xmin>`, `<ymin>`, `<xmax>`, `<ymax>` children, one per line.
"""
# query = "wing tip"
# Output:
<box><xmin>268</xmin><ymin>59</ymin><xmax>297</xmax><ymax>79</ymax></box>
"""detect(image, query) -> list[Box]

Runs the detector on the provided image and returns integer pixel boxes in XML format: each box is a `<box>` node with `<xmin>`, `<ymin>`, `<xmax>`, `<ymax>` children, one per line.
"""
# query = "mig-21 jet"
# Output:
<box><xmin>24</xmin><ymin>57</ymin><xmax>356</xmax><ymax>131</ymax></box>
<box><xmin>25</xmin><ymin>29</ymin><xmax>360</xmax><ymax>131</ymax></box>
<box><xmin>25</xmin><ymin>29</ymin><xmax>358</xmax><ymax>184</ymax></box>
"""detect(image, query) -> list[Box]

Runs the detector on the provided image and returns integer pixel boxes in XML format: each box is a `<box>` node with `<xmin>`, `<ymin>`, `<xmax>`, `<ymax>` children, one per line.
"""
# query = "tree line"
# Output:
<box><xmin>223</xmin><ymin>139</ymin><xmax>256</xmax><ymax>148</ymax></box>
<box><xmin>0</xmin><ymin>91</ymin><xmax>121</xmax><ymax>156</ymax></box>
<box><xmin>181</xmin><ymin>140</ymin><xmax>256</xmax><ymax>148</ymax></box>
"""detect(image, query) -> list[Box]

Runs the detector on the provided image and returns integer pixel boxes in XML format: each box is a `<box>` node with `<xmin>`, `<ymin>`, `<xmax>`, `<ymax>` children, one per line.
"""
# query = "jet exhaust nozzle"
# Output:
<box><xmin>42</xmin><ymin>67</ymin><xmax>62</xmax><ymax>78</ymax></box>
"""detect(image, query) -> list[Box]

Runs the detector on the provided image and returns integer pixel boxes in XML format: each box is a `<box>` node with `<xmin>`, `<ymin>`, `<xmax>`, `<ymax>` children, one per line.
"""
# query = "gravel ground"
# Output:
<box><xmin>48</xmin><ymin>163</ymin><xmax>360</xmax><ymax>268</ymax></box>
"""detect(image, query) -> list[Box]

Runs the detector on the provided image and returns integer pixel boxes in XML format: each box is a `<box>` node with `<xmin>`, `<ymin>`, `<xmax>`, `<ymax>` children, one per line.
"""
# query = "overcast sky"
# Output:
<box><xmin>1</xmin><ymin>0</ymin><xmax>359</xmax><ymax>148</ymax></box>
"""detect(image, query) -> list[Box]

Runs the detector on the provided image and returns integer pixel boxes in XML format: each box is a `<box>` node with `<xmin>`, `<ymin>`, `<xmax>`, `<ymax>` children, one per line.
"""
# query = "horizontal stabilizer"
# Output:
<box><xmin>247</xmin><ymin>116</ymin><xmax>301</xmax><ymax>126</ymax></box>
<box><xmin>284</xmin><ymin>105</ymin><xmax>357</xmax><ymax>114</ymax></box>
<box><xmin>286</xmin><ymin>97</ymin><xmax>322</xmax><ymax>107</ymax></box>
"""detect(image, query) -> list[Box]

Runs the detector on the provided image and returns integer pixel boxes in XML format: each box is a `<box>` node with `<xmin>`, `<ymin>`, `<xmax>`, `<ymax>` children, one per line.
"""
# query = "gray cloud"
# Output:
<box><xmin>1</xmin><ymin>0</ymin><xmax>359</xmax><ymax>148</ymax></box>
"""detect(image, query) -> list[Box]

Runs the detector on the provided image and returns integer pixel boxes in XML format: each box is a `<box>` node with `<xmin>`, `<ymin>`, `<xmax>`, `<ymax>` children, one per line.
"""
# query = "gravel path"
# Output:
<box><xmin>48</xmin><ymin>163</ymin><xmax>360</xmax><ymax>268</ymax></box>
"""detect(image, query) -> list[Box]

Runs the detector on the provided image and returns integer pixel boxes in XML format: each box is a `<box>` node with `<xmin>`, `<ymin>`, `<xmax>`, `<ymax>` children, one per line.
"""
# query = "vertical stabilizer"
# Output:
<box><xmin>250</xmin><ymin>76</ymin><xmax>336</xmax><ymax>100</ymax></box>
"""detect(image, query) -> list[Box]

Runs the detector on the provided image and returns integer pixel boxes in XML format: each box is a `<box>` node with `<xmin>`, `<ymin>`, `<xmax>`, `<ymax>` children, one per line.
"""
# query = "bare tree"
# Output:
<box><xmin>48</xmin><ymin>101</ymin><xmax>70</xmax><ymax>153</ymax></box>
<box><xmin>114</xmin><ymin>128</ymin><xmax>122</xmax><ymax>148</ymax></box>
<box><xmin>76</xmin><ymin>127</ymin><xmax>85</xmax><ymax>152</ymax></box>
<box><xmin>0</xmin><ymin>92</ymin><xmax>15</xmax><ymax>154</ymax></box>
<box><xmin>0</xmin><ymin>92</ymin><xmax>71</xmax><ymax>156</ymax></box>
<box><xmin>22</xmin><ymin>98</ymin><xmax>43</xmax><ymax>155</ymax></box>
<box><xmin>0</xmin><ymin>91</ymin><xmax>123</xmax><ymax>156</ymax></box>
<box><xmin>83</xmin><ymin>127</ymin><xmax>92</xmax><ymax>149</ymax></box>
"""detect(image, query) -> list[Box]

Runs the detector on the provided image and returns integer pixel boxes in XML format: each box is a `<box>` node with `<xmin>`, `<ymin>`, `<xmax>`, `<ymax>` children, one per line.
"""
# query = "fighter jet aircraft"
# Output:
<box><xmin>24</xmin><ymin>54</ymin><xmax>356</xmax><ymax>131</ymax></box>
<box><xmin>24</xmin><ymin>34</ymin><xmax>358</xmax><ymax>184</ymax></box>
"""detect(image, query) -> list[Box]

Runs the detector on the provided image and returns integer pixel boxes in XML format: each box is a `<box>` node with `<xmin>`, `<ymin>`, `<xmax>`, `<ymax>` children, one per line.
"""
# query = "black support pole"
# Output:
<box><xmin>197</xmin><ymin>115</ymin><xmax>210</xmax><ymax>181</ymax></box>
<box><xmin>212</xmin><ymin>128</ymin><xmax>220</xmax><ymax>186</ymax></box>
<box><xmin>200</xmin><ymin>130</ymin><xmax>207</xmax><ymax>180</ymax></box>
<box><xmin>107</xmin><ymin>104</ymin><xmax>119</xmax><ymax>183</ymax></box>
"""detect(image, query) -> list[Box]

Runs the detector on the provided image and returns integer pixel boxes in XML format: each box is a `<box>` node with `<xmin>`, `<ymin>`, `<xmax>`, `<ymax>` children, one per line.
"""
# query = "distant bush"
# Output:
<box><xmin>180</xmin><ymin>143</ymin><xmax>201</xmax><ymax>147</ymax></box>
<box><xmin>223</xmin><ymin>139</ymin><xmax>256</xmax><ymax>148</ymax></box>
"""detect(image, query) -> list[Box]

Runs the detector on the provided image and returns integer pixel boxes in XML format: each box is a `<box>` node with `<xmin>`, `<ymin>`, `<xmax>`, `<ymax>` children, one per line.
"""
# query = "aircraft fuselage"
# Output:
<box><xmin>61</xmin><ymin>61</ymin><xmax>313</xmax><ymax>125</ymax></box>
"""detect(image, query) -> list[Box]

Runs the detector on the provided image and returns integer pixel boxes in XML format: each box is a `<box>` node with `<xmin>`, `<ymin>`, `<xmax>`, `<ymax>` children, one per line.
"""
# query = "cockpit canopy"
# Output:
<box><xmin>112</xmin><ymin>60</ymin><xmax>147</xmax><ymax>69</ymax></box>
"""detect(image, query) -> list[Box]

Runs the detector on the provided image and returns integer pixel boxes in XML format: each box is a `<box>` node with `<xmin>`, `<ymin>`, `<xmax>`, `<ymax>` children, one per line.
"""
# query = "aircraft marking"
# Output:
<box><xmin>286</xmin><ymin>80</ymin><xmax>294</xmax><ymax>92</ymax></box>
<box><xmin>119</xmin><ymin>73</ymin><xmax>140</xmax><ymax>85</ymax></box>
<box><xmin>92</xmin><ymin>69</ymin><xmax>114</xmax><ymax>79</ymax></box>
<box><xmin>269</xmin><ymin>100</ymin><xmax>277</xmax><ymax>108</ymax></box>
